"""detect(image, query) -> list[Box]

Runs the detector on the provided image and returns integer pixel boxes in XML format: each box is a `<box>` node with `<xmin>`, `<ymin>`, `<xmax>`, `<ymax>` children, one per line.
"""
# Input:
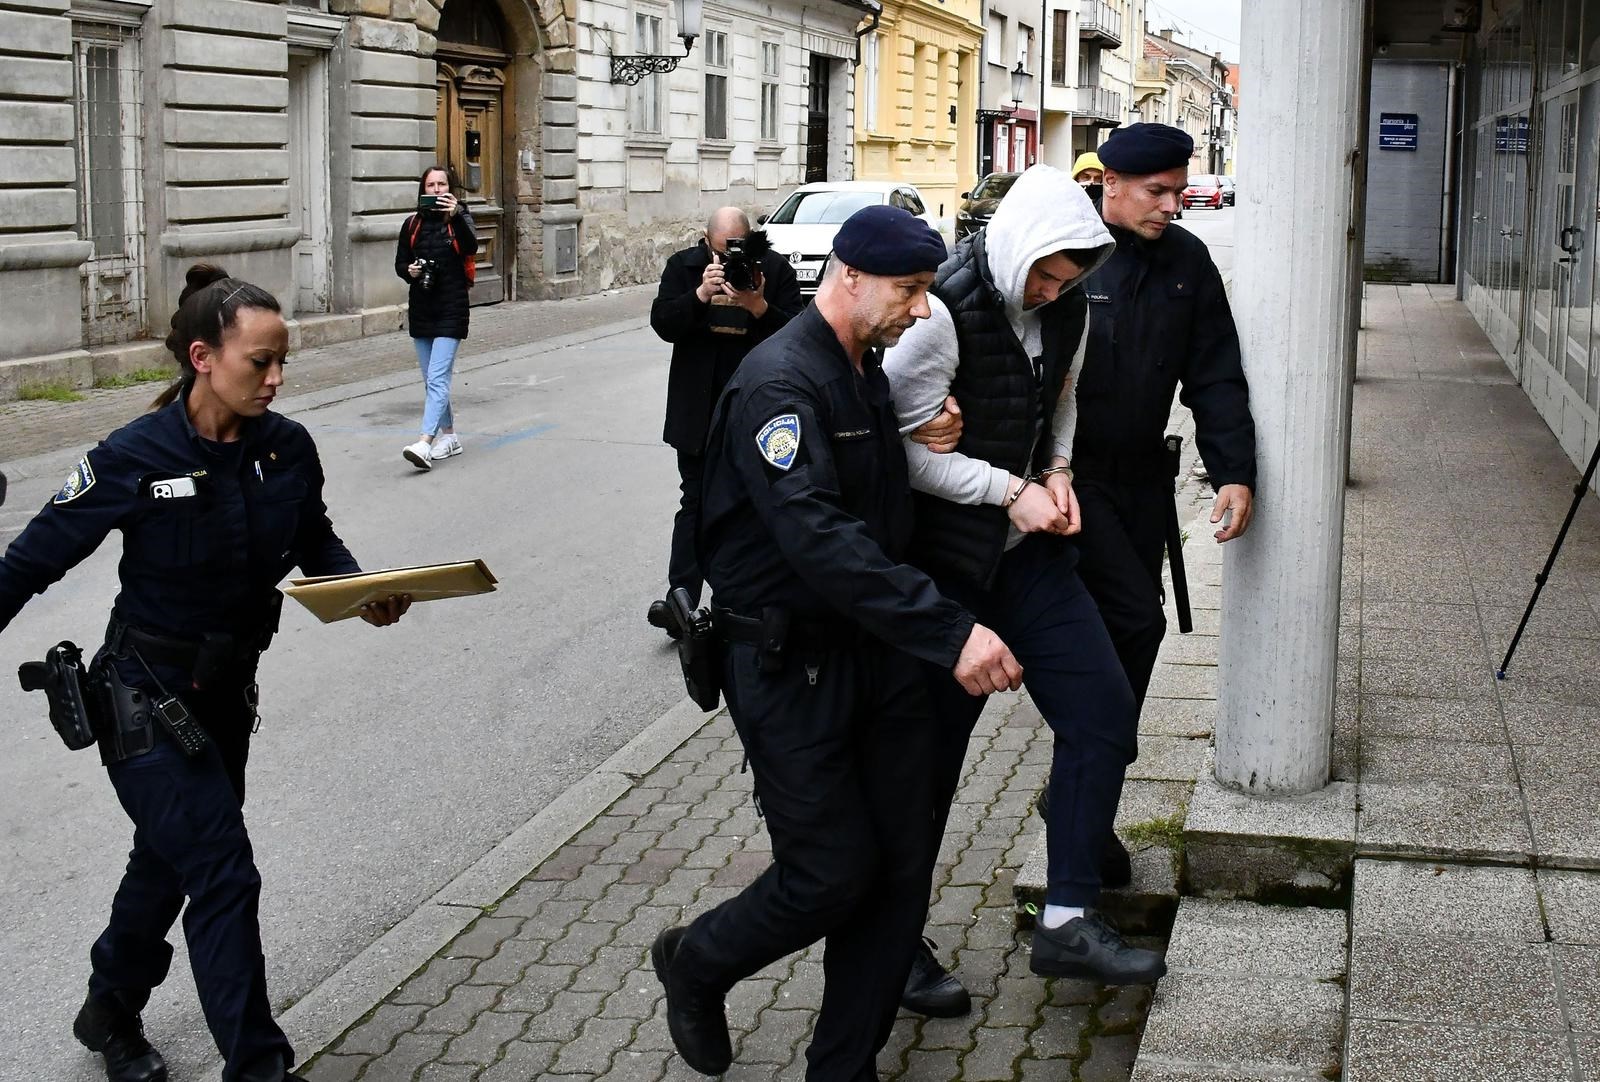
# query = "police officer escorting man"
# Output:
<box><xmin>885</xmin><ymin>165</ymin><xmax>1166</xmax><ymax>1016</ymax></box>
<box><xmin>1072</xmin><ymin>123</ymin><xmax>1256</xmax><ymax>707</ymax></box>
<box><xmin>0</xmin><ymin>263</ymin><xmax>411</xmax><ymax>1082</ymax></box>
<box><xmin>649</xmin><ymin>205</ymin><xmax>1023</xmax><ymax>1081</ymax></box>
<box><xmin>647</xmin><ymin>207</ymin><xmax>804</xmax><ymax>637</ymax></box>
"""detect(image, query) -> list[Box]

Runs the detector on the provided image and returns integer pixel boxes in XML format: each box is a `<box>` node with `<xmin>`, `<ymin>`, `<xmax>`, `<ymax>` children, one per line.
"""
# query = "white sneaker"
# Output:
<box><xmin>403</xmin><ymin>440</ymin><xmax>433</xmax><ymax>470</ymax></box>
<box><xmin>430</xmin><ymin>434</ymin><xmax>463</xmax><ymax>461</ymax></box>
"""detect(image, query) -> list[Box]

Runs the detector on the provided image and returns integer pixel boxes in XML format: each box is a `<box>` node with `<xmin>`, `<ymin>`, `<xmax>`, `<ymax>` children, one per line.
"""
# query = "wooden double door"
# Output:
<box><xmin>435</xmin><ymin>56</ymin><xmax>508</xmax><ymax>304</ymax></box>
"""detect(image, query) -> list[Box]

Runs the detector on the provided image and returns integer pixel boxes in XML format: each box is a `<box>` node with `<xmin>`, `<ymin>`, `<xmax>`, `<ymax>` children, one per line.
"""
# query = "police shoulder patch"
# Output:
<box><xmin>756</xmin><ymin>413</ymin><xmax>801</xmax><ymax>471</ymax></box>
<box><xmin>54</xmin><ymin>456</ymin><xmax>96</xmax><ymax>505</ymax></box>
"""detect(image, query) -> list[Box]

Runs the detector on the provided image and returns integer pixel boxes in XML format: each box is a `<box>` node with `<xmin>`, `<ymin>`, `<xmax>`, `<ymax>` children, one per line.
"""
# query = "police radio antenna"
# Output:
<box><xmin>1496</xmin><ymin>436</ymin><xmax>1600</xmax><ymax>679</ymax></box>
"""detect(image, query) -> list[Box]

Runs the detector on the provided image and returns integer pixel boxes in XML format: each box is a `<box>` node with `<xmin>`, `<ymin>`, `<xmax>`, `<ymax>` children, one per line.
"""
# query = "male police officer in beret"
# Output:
<box><xmin>650</xmin><ymin>205</ymin><xmax>1023</xmax><ymax>1081</ymax></box>
<box><xmin>1071</xmin><ymin>122</ymin><xmax>1256</xmax><ymax>709</ymax></box>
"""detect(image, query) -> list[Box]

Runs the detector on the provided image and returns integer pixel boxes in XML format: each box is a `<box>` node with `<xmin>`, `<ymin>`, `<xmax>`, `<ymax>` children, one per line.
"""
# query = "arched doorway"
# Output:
<box><xmin>435</xmin><ymin>0</ymin><xmax>511</xmax><ymax>303</ymax></box>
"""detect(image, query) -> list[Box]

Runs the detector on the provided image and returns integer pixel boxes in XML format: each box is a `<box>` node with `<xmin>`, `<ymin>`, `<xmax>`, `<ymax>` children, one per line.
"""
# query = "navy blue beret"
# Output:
<box><xmin>832</xmin><ymin>204</ymin><xmax>947</xmax><ymax>276</ymax></box>
<box><xmin>1098</xmin><ymin>123</ymin><xmax>1194</xmax><ymax>175</ymax></box>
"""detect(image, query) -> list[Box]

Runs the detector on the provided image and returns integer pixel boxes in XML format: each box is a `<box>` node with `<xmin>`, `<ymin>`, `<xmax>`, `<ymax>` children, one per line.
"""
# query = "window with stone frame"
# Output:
<box><xmin>703</xmin><ymin>28</ymin><xmax>728</xmax><ymax>139</ymax></box>
<box><xmin>631</xmin><ymin>9</ymin><xmax>665</xmax><ymax>133</ymax></box>
<box><xmin>760</xmin><ymin>40</ymin><xmax>780</xmax><ymax>141</ymax></box>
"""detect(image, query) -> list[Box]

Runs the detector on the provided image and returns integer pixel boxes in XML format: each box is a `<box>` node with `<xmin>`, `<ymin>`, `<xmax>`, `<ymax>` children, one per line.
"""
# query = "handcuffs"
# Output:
<box><xmin>1003</xmin><ymin>464</ymin><xmax>1074</xmax><ymax>507</ymax></box>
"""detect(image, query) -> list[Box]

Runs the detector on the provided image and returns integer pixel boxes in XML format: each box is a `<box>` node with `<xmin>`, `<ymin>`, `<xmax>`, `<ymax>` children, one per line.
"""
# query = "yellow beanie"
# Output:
<box><xmin>1071</xmin><ymin>152</ymin><xmax>1104</xmax><ymax>179</ymax></box>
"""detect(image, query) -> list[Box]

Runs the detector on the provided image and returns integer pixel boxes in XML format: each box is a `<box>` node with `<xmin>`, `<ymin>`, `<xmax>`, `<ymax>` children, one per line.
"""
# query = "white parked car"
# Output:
<box><xmin>759</xmin><ymin>181</ymin><xmax>941</xmax><ymax>295</ymax></box>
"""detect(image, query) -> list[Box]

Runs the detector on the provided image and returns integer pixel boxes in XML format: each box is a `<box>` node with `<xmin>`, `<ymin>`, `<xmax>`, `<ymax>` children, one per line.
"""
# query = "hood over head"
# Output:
<box><xmin>983</xmin><ymin>164</ymin><xmax>1115</xmax><ymax>309</ymax></box>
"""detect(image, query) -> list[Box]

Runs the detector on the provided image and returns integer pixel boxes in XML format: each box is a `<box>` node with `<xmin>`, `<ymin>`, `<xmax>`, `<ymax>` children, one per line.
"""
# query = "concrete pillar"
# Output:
<box><xmin>1214</xmin><ymin>0</ymin><xmax>1364</xmax><ymax>795</ymax></box>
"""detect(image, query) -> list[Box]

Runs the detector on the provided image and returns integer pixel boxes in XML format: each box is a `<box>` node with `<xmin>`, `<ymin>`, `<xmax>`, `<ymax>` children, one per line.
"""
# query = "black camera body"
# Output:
<box><xmin>721</xmin><ymin>230</ymin><xmax>771</xmax><ymax>293</ymax></box>
<box><xmin>416</xmin><ymin>258</ymin><xmax>435</xmax><ymax>290</ymax></box>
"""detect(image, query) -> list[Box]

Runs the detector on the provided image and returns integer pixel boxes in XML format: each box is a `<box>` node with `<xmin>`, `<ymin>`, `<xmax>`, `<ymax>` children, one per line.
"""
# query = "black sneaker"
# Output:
<box><xmin>1029</xmin><ymin>911</ymin><xmax>1167</xmax><ymax>985</ymax></box>
<box><xmin>646</xmin><ymin>600</ymin><xmax>682</xmax><ymax>640</ymax></box>
<box><xmin>651</xmin><ymin>927</ymin><xmax>732</xmax><ymax>1075</ymax></box>
<box><xmin>1034</xmin><ymin>789</ymin><xmax>1134</xmax><ymax>890</ymax></box>
<box><xmin>900</xmin><ymin>937</ymin><xmax>971</xmax><ymax>1017</ymax></box>
<box><xmin>73</xmin><ymin>993</ymin><xmax>167</xmax><ymax>1082</ymax></box>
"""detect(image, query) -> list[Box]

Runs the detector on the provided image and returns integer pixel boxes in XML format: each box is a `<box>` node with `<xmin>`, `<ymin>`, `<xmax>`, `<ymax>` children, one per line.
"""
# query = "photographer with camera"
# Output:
<box><xmin>395</xmin><ymin>165</ymin><xmax>478</xmax><ymax>471</ymax></box>
<box><xmin>646</xmin><ymin>207</ymin><xmax>804</xmax><ymax>638</ymax></box>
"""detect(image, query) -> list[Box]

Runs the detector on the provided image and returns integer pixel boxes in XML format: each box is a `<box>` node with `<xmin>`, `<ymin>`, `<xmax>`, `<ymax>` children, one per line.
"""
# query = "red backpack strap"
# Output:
<box><xmin>407</xmin><ymin>214</ymin><xmax>422</xmax><ymax>248</ymax></box>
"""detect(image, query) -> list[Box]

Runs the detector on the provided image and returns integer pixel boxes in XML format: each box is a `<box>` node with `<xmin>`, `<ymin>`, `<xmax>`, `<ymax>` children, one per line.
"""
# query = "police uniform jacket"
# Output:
<box><xmin>652</xmin><ymin>240</ymin><xmax>805</xmax><ymax>452</ymax></box>
<box><xmin>0</xmin><ymin>392</ymin><xmax>360</xmax><ymax>672</ymax></box>
<box><xmin>1072</xmin><ymin>221</ymin><xmax>1255</xmax><ymax>489</ymax></box>
<box><xmin>699</xmin><ymin>305</ymin><xmax>974</xmax><ymax>669</ymax></box>
<box><xmin>395</xmin><ymin>208</ymin><xmax>478</xmax><ymax>340</ymax></box>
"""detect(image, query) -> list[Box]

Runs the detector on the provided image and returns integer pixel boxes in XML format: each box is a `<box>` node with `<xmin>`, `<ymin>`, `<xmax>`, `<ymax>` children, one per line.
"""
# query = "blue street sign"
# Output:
<box><xmin>1379</xmin><ymin>112</ymin><xmax>1419</xmax><ymax>150</ymax></box>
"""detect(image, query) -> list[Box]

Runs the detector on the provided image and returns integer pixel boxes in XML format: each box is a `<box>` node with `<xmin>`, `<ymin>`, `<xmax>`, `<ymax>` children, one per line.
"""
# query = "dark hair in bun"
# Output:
<box><xmin>153</xmin><ymin>262</ymin><xmax>280</xmax><ymax>409</ymax></box>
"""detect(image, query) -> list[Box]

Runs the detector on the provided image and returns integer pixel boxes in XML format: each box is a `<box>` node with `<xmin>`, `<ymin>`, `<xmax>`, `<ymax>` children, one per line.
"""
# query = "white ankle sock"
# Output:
<box><xmin>1041</xmin><ymin>904</ymin><xmax>1085</xmax><ymax>929</ymax></box>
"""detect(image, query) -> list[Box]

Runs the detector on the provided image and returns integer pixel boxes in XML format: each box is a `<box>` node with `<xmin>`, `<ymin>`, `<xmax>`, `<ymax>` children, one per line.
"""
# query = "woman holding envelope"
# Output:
<box><xmin>0</xmin><ymin>263</ymin><xmax>409</xmax><ymax>1082</ymax></box>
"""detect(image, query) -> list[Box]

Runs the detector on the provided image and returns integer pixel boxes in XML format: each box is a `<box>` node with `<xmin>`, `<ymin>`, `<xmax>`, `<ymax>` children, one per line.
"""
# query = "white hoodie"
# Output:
<box><xmin>883</xmin><ymin>165</ymin><xmax>1115</xmax><ymax>528</ymax></box>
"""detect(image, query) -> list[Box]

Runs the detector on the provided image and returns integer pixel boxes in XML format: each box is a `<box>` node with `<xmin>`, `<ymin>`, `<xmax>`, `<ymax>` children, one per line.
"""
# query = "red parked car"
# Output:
<box><xmin>1183</xmin><ymin>174</ymin><xmax>1226</xmax><ymax>209</ymax></box>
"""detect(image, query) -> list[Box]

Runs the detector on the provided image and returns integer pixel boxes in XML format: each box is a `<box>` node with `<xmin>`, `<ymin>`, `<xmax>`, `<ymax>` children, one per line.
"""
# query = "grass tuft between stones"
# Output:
<box><xmin>19</xmin><ymin>380</ymin><xmax>84</xmax><ymax>402</ymax></box>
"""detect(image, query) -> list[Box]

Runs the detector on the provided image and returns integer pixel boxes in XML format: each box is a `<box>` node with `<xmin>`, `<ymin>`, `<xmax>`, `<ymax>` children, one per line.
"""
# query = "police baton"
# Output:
<box><xmin>1163</xmin><ymin>435</ymin><xmax>1194</xmax><ymax>634</ymax></box>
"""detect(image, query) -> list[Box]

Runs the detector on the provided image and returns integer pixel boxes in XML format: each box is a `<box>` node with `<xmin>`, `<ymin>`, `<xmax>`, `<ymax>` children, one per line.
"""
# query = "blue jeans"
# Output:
<box><xmin>412</xmin><ymin>337</ymin><xmax>459</xmax><ymax>437</ymax></box>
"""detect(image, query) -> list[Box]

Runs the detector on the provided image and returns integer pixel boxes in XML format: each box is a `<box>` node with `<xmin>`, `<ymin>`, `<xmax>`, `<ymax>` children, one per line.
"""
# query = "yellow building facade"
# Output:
<box><xmin>853</xmin><ymin>0</ymin><xmax>983</xmax><ymax>232</ymax></box>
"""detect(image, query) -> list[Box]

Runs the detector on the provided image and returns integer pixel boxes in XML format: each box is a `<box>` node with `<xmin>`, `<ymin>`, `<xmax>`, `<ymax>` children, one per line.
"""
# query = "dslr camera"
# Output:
<box><xmin>415</xmin><ymin>258</ymin><xmax>435</xmax><ymax>290</ymax></box>
<box><xmin>721</xmin><ymin>230</ymin><xmax>772</xmax><ymax>293</ymax></box>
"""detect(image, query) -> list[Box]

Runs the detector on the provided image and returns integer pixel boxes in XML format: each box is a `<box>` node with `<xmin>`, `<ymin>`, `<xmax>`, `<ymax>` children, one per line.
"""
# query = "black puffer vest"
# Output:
<box><xmin>910</xmin><ymin>232</ymin><xmax>1089</xmax><ymax>590</ymax></box>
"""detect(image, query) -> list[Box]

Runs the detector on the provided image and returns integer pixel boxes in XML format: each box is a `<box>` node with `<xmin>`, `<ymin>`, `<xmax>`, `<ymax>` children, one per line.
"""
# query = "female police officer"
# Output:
<box><xmin>0</xmin><ymin>264</ymin><xmax>410</xmax><ymax>1082</ymax></box>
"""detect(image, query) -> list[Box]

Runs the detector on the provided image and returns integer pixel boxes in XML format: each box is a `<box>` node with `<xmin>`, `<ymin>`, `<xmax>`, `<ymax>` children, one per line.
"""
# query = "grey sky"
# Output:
<box><xmin>1143</xmin><ymin>0</ymin><xmax>1242</xmax><ymax>61</ymax></box>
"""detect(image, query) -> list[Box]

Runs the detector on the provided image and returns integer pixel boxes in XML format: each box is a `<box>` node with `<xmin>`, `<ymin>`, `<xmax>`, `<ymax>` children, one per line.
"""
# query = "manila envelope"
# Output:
<box><xmin>284</xmin><ymin>559</ymin><xmax>498</xmax><ymax>623</ymax></box>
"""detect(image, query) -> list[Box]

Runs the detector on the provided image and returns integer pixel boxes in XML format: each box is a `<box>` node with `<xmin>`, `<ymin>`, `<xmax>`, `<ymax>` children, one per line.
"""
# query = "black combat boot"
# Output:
<box><xmin>900</xmin><ymin>937</ymin><xmax>971</xmax><ymax>1017</ymax></box>
<box><xmin>73</xmin><ymin>992</ymin><xmax>167</xmax><ymax>1082</ymax></box>
<box><xmin>651</xmin><ymin>927</ymin><xmax>732</xmax><ymax>1075</ymax></box>
<box><xmin>1029</xmin><ymin>911</ymin><xmax>1167</xmax><ymax>985</ymax></box>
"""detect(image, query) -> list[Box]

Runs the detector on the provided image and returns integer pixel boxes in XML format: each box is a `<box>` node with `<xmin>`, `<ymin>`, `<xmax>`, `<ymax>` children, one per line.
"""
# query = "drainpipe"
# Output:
<box><xmin>1037</xmin><ymin>0</ymin><xmax>1047</xmax><ymax>161</ymax></box>
<box><xmin>852</xmin><ymin>4</ymin><xmax>879</xmax><ymax>65</ymax></box>
<box><xmin>1440</xmin><ymin>59</ymin><xmax>1459</xmax><ymax>285</ymax></box>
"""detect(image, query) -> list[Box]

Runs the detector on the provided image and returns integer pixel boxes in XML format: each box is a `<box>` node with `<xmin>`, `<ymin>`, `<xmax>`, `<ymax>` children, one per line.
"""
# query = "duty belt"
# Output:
<box><xmin>711</xmin><ymin>608</ymin><xmax>860</xmax><ymax>652</ymax></box>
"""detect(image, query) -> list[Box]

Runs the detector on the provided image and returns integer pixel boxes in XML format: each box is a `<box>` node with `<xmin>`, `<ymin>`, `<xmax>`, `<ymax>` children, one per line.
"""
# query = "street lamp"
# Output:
<box><xmin>977</xmin><ymin>61</ymin><xmax>1028</xmax><ymax>121</ymax></box>
<box><xmin>610</xmin><ymin>0</ymin><xmax>701</xmax><ymax>85</ymax></box>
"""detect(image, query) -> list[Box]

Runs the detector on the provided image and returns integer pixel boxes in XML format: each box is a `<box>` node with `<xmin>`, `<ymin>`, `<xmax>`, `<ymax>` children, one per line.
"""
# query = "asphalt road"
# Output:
<box><xmin>1175</xmin><ymin>205</ymin><xmax>1236</xmax><ymax>277</ymax></box>
<box><xmin>0</xmin><ymin>315</ymin><xmax>687</xmax><ymax>1082</ymax></box>
<box><xmin>1</xmin><ymin>219</ymin><xmax>1237</xmax><ymax>1082</ymax></box>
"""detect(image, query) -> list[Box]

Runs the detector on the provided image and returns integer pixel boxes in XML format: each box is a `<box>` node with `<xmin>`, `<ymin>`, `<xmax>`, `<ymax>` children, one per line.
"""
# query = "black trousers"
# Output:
<box><xmin>89</xmin><ymin>685</ymin><xmax>293</xmax><ymax>1082</ymax></box>
<box><xmin>680</xmin><ymin>639</ymin><xmax>940</xmax><ymax>1082</ymax></box>
<box><xmin>668</xmin><ymin>450</ymin><xmax>705</xmax><ymax>605</ymax></box>
<box><xmin>1072</xmin><ymin>479</ymin><xmax>1169</xmax><ymax>706</ymax></box>
<box><xmin>925</xmin><ymin>535</ymin><xmax>1137</xmax><ymax>906</ymax></box>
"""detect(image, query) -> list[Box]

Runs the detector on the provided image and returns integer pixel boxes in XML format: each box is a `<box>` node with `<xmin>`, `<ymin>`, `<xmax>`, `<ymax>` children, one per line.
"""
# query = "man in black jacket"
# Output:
<box><xmin>647</xmin><ymin>207</ymin><xmax>804</xmax><ymax>635</ymax></box>
<box><xmin>1072</xmin><ymin>123</ymin><xmax>1256</xmax><ymax>706</ymax></box>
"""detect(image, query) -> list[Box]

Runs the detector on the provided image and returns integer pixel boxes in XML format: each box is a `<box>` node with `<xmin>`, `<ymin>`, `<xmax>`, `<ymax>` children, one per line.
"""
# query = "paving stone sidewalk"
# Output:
<box><xmin>0</xmin><ymin>287</ymin><xmax>654</xmax><ymax>466</ymax></box>
<box><xmin>300</xmin><ymin>692</ymin><xmax>1163</xmax><ymax>1082</ymax></box>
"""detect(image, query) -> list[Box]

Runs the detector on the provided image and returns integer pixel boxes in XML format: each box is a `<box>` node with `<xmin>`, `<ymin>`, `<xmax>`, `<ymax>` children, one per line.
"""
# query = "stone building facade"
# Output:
<box><xmin>0</xmin><ymin>0</ymin><xmax>869</xmax><ymax>371</ymax></box>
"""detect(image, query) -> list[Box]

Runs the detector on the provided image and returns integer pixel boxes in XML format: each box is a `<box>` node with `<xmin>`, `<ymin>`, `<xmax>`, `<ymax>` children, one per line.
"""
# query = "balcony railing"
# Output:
<box><xmin>1079</xmin><ymin>0</ymin><xmax>1122</xmax><ymax>48</ymax></box>
<box><xmin>1076</xmin><ymin>85</ymin><xmax>1123</xmax><ymax>125</ymax></box>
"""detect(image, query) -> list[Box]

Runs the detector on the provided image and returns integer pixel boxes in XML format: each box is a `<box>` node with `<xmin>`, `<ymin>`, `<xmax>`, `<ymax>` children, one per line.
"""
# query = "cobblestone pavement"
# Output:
<box><xmin>0</xmin><ymin>287</ymin><xmax>654</xmax><ymax>463</ymax></box>
<box><xmin>301</xmin><ymin>693</ymin><xmax>1162</xmax><ymax>1082</ymax></box>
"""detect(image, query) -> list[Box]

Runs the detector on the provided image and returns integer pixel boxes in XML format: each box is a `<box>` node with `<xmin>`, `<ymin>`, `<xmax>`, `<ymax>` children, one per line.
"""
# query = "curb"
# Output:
<box><xmin>203</xmin><ymin>695</ymin><xmax>719</xmax><ymax>1082</ymax></box>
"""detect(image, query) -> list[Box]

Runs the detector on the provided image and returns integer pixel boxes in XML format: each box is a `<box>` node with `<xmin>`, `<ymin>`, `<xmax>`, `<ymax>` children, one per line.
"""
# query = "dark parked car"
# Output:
<box><xmin>1183</xmin><ymin>174</ymin><xmax>1226</xmax><ymax>209</ymax></box>
<box><xmin>1217</xmin><ymin>175</ymin><xmax>1236</xmax><ymax>206</ymax></box>
<box><xmin>955</xmin><ymin>172</ymin><xmax>1019</xmax><ymax>239</ymax></box>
